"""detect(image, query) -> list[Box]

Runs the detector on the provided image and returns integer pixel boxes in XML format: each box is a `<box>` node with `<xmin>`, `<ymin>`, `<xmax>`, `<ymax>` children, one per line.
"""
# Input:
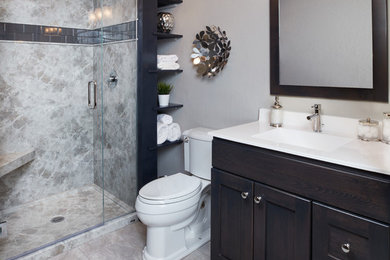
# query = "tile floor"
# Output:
<box><xmin>0</xmin><ymin>184</ymin><xmax>132</xmax><ymax>259</ymax></box>
<box><xmin>51</xmin><ymin>221</ymin><xmax>210</xmax><ymax>260</ymax></box>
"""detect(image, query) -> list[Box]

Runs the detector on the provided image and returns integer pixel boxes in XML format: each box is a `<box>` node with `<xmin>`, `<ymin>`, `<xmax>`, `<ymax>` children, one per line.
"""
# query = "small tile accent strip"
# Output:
<box><xmin>100</xmin><ymin>21</ymin><xmax>137</xmax><ymax>44</ymax></box>
<box><xmin>0</xmin><ymin>21</ymin><xmax>136</xmax><ymax>45</ymax></box>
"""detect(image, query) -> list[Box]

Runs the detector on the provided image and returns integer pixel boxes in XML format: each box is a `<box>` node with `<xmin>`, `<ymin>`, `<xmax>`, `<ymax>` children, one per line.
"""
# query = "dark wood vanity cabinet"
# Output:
<box><xmin>211</xmin><ymin>169</ymin><xmax>253</xmax><ymax>260</ymax></box>
<box><xmin>211</xmin><ymin>169</ymin><xmax>311</xmax><ymax>260</ymax></box>
<box><xmin>313</xmin><ymin>203</ymin><xmax>390</xmax><ymax>260</ymax></box>
<box><xmin>253</xmin><ymin>183</ymin><xmax>311</xmax><ymax>260</ymax></box>
<box><xmin>211</xmin><ymin>138</ymin><xmax>390</xmax><ymax>260</ymax></box>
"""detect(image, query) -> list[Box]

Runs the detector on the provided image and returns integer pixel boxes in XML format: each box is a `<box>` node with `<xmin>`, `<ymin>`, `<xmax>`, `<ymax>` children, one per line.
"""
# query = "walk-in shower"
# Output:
<box><xmin>0</xmin><ymin>0</ymin><xmax>138</xmax><ymax>259</ymax></box>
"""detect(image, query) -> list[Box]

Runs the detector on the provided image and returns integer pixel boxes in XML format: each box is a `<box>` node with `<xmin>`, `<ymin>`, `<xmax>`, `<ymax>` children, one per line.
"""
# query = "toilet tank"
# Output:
<box><xmin>183</xmin><ymin>127</ymin><xmax>213</xmax><ymax>180</ymax></box>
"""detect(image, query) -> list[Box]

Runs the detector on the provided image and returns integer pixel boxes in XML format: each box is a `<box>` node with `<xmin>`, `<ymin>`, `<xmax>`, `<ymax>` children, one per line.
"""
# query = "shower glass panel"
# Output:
<box><xmin>0</xmin><ymin>0</ymin><xmax>137</xmax><ymax>259</ymax></box>
<box><xmin>95</xmin><ymin>0</ymin><xmax>138</xmax><ymax>222</ymax></box>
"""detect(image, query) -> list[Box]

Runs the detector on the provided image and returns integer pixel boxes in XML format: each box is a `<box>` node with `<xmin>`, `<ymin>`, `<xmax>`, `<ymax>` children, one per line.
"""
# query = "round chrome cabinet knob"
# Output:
<box><xmin>341</xmin><ymin>243</ymin><xmax>350</xmax><ymax>254</ymax></box>
<box><xmin>254</xmin><ymin>196</ymin><xmax>262</xmax><ymax>204</ymax></box>
<box><xmin>241</xmin><ymin>192</ymin><xmax>249</xmax><ymax>199</ymax></box>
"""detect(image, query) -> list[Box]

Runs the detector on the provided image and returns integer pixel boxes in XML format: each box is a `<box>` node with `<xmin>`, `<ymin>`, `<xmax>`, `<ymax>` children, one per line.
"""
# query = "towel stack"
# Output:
<box><xmin>157</xmin><ymin>55</ymin><xmax>180</xmax><ymax>70</ymax></box>
<box><xmin>157</xmin><ymin>114</ymin><xmax>182</xmax><ymax>145</ymax></box>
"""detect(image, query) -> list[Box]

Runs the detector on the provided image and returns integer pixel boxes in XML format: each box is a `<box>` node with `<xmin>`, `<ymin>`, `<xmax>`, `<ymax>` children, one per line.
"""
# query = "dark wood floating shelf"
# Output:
<box><xmin>149</xmin><ymin>139</ymin><xmax>183</xmax><ymax>150</ymax></box>
<box><xmin>154</xmin><ymin>32</ymin><xmax>183</xmax><ymax>40</ymax></box>
<box><xmin>148</xmin><ymin>69</ymin><xmax>183</xmax><ymax>73</ymax></box>
<box><xmin>158</xmin><ymin>139</ymin><xmax>183</xmax><ymax>148</ymax></box>
<box><xmin>154</xmin><ymin>103</ymin><xmax>183</xmax><ymax>111</ymax></box>
<box><xmin>158</xmin><ymin>0</ymin><xmax>183</xmax><ymax>8</ymax></box>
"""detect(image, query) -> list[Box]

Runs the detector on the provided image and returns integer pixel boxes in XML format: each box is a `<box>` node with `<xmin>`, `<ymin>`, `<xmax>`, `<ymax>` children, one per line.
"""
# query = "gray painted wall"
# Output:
<box><xmin>157</xmin><ymin>0</ymin><xmax>390</xmax><ymax>176</ymax></box>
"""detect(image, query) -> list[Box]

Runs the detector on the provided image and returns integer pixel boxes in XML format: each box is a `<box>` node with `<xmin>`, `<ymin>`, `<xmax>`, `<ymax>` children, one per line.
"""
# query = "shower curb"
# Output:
<box><xmin>15</xmin><ymin>213</ymin><xmax>138</xmax><ymax>260</ymax></box>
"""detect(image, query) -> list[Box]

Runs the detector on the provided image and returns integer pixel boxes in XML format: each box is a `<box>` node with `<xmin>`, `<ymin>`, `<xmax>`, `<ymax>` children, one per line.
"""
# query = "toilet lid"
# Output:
<box><xmin>139</xmin><ymin>173</ymin><xmax>201</xmax><ymax>201</ymax></box>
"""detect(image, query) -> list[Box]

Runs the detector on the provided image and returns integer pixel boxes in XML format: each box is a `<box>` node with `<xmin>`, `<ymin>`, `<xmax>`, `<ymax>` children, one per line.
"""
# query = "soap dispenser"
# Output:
<box><xmin>270</xmin><ymin>96</ymin><xmax>283</xmax><ymax>127</ymax></box>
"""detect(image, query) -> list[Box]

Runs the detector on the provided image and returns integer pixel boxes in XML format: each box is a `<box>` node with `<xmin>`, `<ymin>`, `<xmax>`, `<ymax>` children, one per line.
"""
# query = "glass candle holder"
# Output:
<box><xmin>357</xmin><ymin>118</ymin><xmax>380</xmax><ymax>141</ymax></box>
<box><xmin>382</xmin><ymin>112</ymin><xmax>390</xmax><ymax>144</ymax></box>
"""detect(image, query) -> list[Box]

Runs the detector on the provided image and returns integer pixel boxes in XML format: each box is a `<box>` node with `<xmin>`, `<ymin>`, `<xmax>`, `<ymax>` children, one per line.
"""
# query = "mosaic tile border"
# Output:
<box><xmin>0</xmin><ymin>21</ymin><xmax>136</xmax><ymax>45</ymax></box>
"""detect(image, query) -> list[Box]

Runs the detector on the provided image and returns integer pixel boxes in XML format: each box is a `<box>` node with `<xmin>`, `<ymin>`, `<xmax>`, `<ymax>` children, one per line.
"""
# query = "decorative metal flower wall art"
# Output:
<box><xmin>191</xmin><ymin>26</ymin><xmax>231</xmax><ymax>78</ymax></box>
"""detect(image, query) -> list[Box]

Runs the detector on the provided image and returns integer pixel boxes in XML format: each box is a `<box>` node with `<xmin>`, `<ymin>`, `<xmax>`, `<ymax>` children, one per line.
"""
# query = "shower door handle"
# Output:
<box><xmin>88</xmin><ymin>81</ymin><xmax>97</xmax><ymax>109</ymax></box>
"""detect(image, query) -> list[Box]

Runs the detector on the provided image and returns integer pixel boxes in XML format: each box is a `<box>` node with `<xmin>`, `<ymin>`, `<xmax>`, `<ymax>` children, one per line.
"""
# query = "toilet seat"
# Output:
<box><xmin>138</xmin><ymin>173</ymin><xmax>201</xmax><ymax>205</ymax></box>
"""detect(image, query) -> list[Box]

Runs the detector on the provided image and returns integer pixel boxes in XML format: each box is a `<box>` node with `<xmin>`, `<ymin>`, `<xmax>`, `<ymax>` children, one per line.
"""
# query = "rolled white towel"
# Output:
<box><xmin>168</xmin><ymin>123</ymin><xmax>181</xmax><ymax>142</ymax></box>
<box><xmin>157</xmin><ymin>55</ymin><xmax>179</xmax><ymax>63</ymax></box>
<box><xmin>157</xmin><ymin>122</ymin><xmax>169</xmax><ymax>145</ymax></box>
<box><xmin>157</xmin><ymin>114</ymin><xmax>173</xmax><ymax>125</ymax></box>
<box><xmin>157</xmin><ymin>62</ymin><xmax>180</xmax><ymax>70</ymax></box>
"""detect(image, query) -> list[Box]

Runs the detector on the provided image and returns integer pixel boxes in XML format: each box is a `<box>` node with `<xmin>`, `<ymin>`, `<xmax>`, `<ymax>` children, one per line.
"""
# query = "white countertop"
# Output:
<box><xmin>209</xmin><ymin>109</ymin><xmax>390</xmax><ymax>177</ymax></box>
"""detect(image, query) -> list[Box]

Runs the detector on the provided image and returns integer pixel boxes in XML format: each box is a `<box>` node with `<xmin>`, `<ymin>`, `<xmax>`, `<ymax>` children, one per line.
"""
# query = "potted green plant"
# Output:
<box><xmin>157</xmin><ymin>82</ymin><xmax>173</xmax><ymax>107</ymax></box>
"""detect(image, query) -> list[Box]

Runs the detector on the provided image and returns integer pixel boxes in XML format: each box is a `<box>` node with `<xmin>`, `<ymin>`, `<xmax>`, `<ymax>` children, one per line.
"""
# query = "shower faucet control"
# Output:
<box><xmin>109</xmin><ymin>74</ymin><xmax>118</xmax><ymax>83</ymax></box>
<box><xmin>108</xmin><ymin>70</ymin><xmax>118</xmax><ymax>88</ymax></box>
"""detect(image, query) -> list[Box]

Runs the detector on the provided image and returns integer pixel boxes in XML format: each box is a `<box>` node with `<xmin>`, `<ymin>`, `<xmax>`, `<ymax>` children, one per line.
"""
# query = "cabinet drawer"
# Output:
<box><xmin>313</xmin><ymin>203</ymin><xmax>390</xmax><ymax>260</ymax></box>
<box><xmin>212</xmin><ymin>138</ymin><xmax>390</xmax><ymax>223</ymax></box>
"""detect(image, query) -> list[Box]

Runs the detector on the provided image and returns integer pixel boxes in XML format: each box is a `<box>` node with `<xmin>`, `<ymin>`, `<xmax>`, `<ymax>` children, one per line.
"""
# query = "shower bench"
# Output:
<box><xmin>0</xmin><ymin>149</ymin><xmax>35</xmax><ymax>179</ymax></box>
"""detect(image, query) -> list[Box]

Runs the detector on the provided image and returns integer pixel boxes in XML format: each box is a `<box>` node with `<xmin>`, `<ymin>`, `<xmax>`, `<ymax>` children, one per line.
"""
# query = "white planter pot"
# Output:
<box><xmin>158</xmin><ymin>95</ymin><xmax>170</xmax><ymax>107</ymax></box>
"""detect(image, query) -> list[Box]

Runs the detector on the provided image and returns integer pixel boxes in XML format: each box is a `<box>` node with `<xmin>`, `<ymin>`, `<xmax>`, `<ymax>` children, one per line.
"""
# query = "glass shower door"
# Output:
<box><xmin>0</xmin><ymin>4</ymin><xmax>105</xmax><ymax>259</ymax></box>
<box><xmin>95</xmin><ymin>0</ymin><xmax>138</xmax><ymax>222</ymax></box>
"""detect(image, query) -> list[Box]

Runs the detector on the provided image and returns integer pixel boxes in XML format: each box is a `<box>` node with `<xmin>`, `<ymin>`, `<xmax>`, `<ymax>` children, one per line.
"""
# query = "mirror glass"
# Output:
<box><xmin>279</xmin><ymin>0</ymin><xmax>373</xmax><ymax>89</ymax></box>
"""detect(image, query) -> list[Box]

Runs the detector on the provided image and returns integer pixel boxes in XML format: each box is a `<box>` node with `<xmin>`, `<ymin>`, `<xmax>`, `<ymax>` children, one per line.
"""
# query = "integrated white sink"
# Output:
<box><xmin>252</xmin><ymin>128</ymin><xmax>353</xmax><ymax>152</ymax></box>
<box><xmin>209</xmin><ymin>109</ymin><xmax>390</xmax><ymax>176</ymax></box>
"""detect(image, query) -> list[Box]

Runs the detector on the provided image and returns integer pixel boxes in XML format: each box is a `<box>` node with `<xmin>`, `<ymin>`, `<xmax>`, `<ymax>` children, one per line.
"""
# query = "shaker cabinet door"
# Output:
<box><xmin>313</xmin><ymin>203</ymin><xmax>390</xmax><ymax>260</ymax></box>
<box><xmin>253</xmin><ymin>183</ymin><xmax>311</xmax><ymax>260</ymax></box>
<box><xmin>211</xmin><ymin>168</ymin><xmax>253</xmax><ymax>260</ymax></box>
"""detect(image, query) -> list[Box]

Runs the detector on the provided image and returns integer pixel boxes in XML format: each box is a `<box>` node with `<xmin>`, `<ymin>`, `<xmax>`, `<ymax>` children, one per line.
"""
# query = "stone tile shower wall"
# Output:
<box><xmin>93</xmin><ymin>0</ymin><xmax>137</xmax><ymax>27</ymax></box>
<box><xmin>0</xmin><ymin>0</ymin><xmax>95</xmax><ymax>29</ymax></box>
<box><xmin>0</xmin><ymin>0</ymin><xmax>94</xmax><ymax>210</ymax></box>
<box><xmin>0</xmin><ymin>0</ymin><xmax>137</xmax><ymax>210</ymax></box>
<box><xmin>0</xmin><ymin>42</ymin><xmax>94</xmax><ymax>210</ymax></box>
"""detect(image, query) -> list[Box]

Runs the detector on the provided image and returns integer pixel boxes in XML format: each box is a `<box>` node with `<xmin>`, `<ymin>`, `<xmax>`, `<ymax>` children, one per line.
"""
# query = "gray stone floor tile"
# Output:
<box><xmin>52</xmin><ymin>222</ymin><xmax>210</xmax><ymax>260</ymax></box>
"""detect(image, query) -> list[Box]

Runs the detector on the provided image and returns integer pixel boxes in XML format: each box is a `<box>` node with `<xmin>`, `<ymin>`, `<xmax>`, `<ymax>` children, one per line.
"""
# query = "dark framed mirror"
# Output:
<box><xmin>270</xmin><ymin>0</ymin><xmax>388</xmax><ymax>102</ymax></box>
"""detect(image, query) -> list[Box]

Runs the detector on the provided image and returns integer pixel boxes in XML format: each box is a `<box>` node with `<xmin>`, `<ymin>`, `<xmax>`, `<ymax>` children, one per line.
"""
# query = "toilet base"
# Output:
<box><xmin>139</xmin><ymin>183</ymin><xmax>211</xmax><ymax>260</ymax></box>
<box><xmin>142</xmin><ymin>227</ymin><xmax>210</xmax><ymax>260</ymax></box>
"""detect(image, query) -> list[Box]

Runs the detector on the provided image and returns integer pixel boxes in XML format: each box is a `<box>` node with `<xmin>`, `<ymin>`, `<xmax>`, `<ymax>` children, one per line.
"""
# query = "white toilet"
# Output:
<box><xmin>135</xmin><ymin>127</ymin><xmax>212</xmax><ymax>260</ymax></box>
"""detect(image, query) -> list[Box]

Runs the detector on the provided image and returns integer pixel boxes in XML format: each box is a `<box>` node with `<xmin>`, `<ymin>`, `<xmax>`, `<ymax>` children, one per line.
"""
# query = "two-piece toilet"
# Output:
<box><xmin>135</xmin><ymin>127</ymin><xmax>212</xmax><ymax>260</ymax></box>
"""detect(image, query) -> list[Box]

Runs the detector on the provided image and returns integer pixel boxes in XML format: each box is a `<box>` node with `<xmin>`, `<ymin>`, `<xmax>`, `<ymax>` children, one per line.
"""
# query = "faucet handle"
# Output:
<box><xmin>312</xmin><ymin>104</ymin><xmax>321</xmax><ymax>112</ymax></box>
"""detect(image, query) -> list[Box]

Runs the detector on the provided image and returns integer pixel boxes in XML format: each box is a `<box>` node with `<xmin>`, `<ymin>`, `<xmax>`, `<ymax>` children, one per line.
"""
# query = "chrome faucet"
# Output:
<box><xmin>307</xmin><ymin>104</ymin><xmax>322</xmax><ymax>132</ymax></box>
